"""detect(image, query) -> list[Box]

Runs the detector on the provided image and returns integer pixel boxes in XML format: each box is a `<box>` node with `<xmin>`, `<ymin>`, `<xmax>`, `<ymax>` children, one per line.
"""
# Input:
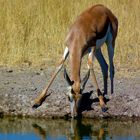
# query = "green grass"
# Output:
<box><xmin>0</xmin><ymin>0</ymin><xmax>139</xmax><ymax>68</ymax></box>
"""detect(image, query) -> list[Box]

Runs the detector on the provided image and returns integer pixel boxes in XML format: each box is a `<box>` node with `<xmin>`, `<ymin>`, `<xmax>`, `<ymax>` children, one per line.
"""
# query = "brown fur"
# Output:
<box><xmin>33</xmin><ymin>4</ymin><xmax>118</xmax><ymax>112</ymax></box>
<box><xmin>65</xmin><ymin>4</ymin><xmax>118</xmax><ymax>93</ymax></box>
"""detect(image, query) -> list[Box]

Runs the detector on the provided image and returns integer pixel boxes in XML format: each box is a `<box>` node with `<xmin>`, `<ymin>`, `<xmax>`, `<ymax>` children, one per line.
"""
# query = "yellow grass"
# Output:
<box><xmin>0</xmin><ymin>0</ymin><xmax>139</xmax><ymax>68</ymax></box>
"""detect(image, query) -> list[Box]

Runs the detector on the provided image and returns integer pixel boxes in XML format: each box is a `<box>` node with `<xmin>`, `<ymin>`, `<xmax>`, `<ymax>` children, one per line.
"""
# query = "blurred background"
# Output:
<box><xmin>0</xmin><ymin>0</ymin><xmax>139</xmax><ymax>68</ymax></box>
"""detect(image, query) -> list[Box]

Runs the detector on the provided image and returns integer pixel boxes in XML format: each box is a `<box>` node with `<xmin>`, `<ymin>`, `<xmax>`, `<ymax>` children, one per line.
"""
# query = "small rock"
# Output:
<box><xmin>4</xmin><ymin>82</ymin><xmax>9</xmax><ymax>85</ymax></box>
<box><xmin>7</xmin><ymin>70</ymin><xmax>13</xmax><ymax>73</ymax></box>
<box><xmin>36</xmin><ymin>72</ymin><xmax>40</xmax><ymax>75</ymax></box>
<box><xmin>30</xmin><ymin>87</ymin><xmax>37</xmax><ymax>91</ymax></box>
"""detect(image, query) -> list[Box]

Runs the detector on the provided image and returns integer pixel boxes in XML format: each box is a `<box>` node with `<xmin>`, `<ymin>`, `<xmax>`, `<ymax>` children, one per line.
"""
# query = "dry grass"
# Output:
<box><xmin>0</xmin><ymin>0</ymin><xmax>139</xmax><ymax>68</ymax></box>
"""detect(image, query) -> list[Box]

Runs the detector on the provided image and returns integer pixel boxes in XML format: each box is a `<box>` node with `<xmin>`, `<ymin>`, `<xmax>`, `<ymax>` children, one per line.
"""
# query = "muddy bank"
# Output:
<box><xmin>0</xmin><ymin>67</ymin><xmax>140</xmax><ymax>118</ymax></box>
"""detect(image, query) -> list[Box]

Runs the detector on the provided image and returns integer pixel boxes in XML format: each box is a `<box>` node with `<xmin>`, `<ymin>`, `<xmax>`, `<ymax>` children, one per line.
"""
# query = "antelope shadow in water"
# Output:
<box><xmin>32</xmin><ymin>123</ymin><xmax>46</xmax><ymax>140</ymax></box>
<box><xmin>32</xmin><ymin>119</ymin><xmax>107</xmax><ymax>140</ymax></box>
<box><xmin>71</xmin><ymin>119</ymin><xmax>108</xmax><ymax>140</ymax></box>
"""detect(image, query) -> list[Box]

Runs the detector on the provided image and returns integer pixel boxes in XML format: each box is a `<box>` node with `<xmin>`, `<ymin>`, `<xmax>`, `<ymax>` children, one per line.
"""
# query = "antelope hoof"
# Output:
<box><xmin>32</xmin><ymin>96</ymin><xmax>47</xmax><ymax>109</ymax></box>
<box><xmin>101</xmin><ymin>106</ymin><xmax>108</xmax><ymax>112</ymax></box>
<box><xmin>32</xmin><ymin>102</ymin><xmax>42</xmax><ymax>109</ymax></box>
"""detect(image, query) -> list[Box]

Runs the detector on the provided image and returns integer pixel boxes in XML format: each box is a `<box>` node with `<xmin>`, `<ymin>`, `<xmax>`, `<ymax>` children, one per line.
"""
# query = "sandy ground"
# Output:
<box><xmin>0</xmin><ymin>66</ymin><xmax>140</xmax><ymax>118</ymax></box>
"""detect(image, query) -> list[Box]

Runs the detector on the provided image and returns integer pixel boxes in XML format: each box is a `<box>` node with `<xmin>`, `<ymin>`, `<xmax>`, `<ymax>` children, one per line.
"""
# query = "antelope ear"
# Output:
<box><xmin>64</xmin><ymin>67</ymin><xmax>74</xmax><ymax>86</ymax></box>
<box><xmin>81</xmin><ymin>69</ymin><xmax>90</xmax><ymax>91</ymax></box>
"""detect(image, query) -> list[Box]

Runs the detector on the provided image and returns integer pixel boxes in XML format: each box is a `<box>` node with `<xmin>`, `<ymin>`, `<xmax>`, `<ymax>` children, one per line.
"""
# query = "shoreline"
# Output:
<box><xmin>0</xmin><ymin>67</ymin><xmax>140</xmax><ymax>119</ymax></box>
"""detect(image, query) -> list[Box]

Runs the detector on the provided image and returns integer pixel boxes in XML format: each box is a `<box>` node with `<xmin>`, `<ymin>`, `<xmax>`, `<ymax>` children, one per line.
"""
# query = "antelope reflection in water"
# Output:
<box><xmin>32</xmin><ymin>119</ymin><xmax>107</xmax><ymax>140</ymax></box>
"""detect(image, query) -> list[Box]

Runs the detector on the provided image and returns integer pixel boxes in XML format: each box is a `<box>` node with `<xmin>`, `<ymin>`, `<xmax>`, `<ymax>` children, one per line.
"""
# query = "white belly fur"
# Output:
<box><xmin>96</xmin><ymin>24</ymin><xmax>111</xmax><ymax>49</ymax></box>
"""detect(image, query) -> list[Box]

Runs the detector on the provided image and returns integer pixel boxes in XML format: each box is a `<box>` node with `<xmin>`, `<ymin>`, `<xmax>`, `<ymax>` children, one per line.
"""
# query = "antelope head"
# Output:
<box><xmin>64</xmin><ymin>67</ymin><xmax>90</xmax><ymax>117</ymax></box>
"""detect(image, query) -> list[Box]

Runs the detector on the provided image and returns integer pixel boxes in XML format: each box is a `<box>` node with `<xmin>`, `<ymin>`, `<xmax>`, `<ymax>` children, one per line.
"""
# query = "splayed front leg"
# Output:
<box><xmin>32</xmin><ymin>89</ymin><xmax>51</xmax><ymax>109</ymax></box>
<box><xmin>90</xmin><ymin>68</ymin><xmax>108</xmax><ymax>112</ymax></box>
<box><xmin>32</xmin><ymin>47</ymin><xmax>69</xmax><ymax>109</ymax></box>
<box><xmin>32</xmin><ymin>63</ymin><xmax>64</xmax><ymax>109</ymax></box>
<box><xmin>97</xmin><ymin>89</ymin><xmax>108</xmax><ymax>112</ymax></box>
<box><xmin>95</xmin><ymin>49</ymin><xmax>108</xmax><ymax>96</ymax></box>
<box><xmin>88</xmin><ymin>48</ymin><xmax>108</xmax><ymax>112</ymax></box>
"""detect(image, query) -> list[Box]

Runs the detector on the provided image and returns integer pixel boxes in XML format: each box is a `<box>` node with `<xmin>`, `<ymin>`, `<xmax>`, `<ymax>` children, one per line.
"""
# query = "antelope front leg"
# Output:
<box><xmin>88</xmin><ymin>48</ymin><xmax>108</xmax><ymax>112</ymax></box>
<box><xmin>32</xmin><ymin>47</ymin><xmax>69</xmax><ymax>109</ymax></box>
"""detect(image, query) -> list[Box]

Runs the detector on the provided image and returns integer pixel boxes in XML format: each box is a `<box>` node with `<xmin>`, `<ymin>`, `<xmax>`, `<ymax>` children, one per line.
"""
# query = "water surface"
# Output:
<box><xmin>0</xmin><ymin>117</ymin><xmax>140</xmax><ymax>140</ymax></box>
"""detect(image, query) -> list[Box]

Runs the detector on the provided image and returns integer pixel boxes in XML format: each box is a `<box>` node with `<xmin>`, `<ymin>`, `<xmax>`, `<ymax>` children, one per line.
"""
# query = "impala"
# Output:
<box><xmin>33</xmin><ymin>4</ymin><xmax>118</xmax><ymax>117</ymax></box>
